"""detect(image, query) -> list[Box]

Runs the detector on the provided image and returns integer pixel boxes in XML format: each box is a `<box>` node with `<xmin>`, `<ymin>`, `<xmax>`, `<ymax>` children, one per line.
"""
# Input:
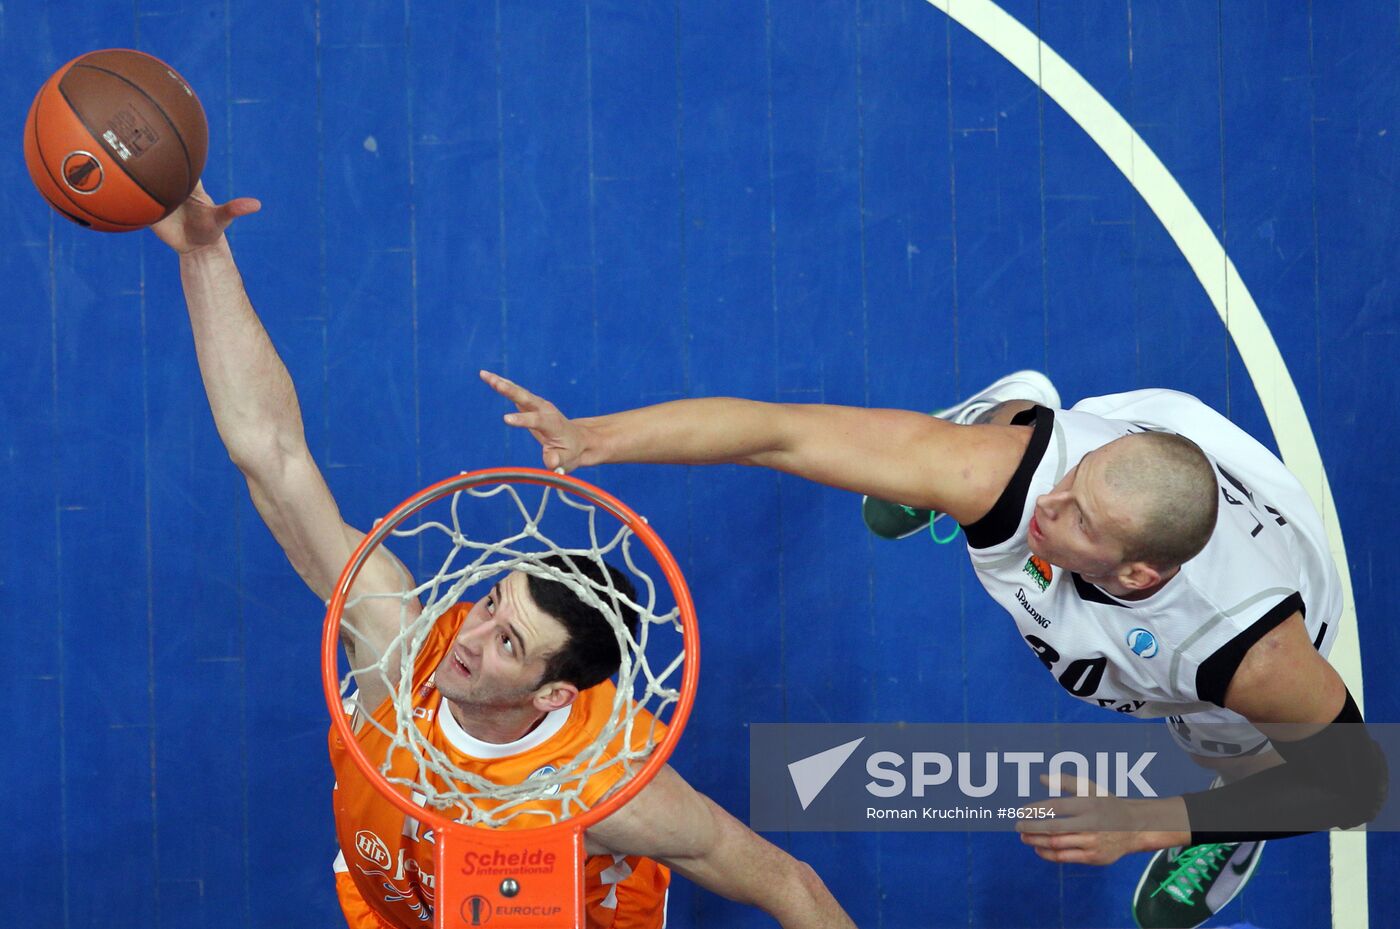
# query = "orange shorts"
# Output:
<box><xmin>335</xmin><ymin>870</ymin><xmax>402</xmax><ymax>929</ymax></box>
<box><xmin>335</xmin><ymin>860</ymin><xmax>668</xmax><ymax>929</ymax></box>
<box><xmin>600</xmin><ymin>858</ymin><xmax>669</xmax><ymax>929</ymax></box>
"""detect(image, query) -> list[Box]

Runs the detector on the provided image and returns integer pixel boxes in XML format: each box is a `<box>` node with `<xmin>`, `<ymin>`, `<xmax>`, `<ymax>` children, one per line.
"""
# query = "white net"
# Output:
<box><xmin>335</xmin><ymin>476</ymin><xmax>690</xmax><ymax>828</ymax></box>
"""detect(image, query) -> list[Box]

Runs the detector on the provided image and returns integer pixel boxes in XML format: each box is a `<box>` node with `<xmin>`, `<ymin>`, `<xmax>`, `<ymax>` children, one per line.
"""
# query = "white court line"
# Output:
<box><xmin>922</xmin><ymin>2</ymin><xmax>1368</xmax><ymax>927</ymax></box>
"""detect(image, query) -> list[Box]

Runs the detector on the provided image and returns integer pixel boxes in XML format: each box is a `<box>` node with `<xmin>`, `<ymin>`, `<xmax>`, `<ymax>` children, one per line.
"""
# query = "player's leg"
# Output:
<box><xmin>861</xmin><ymin>371</ymin><xmax>1061</xmax><ymax>540</ymax></box>
<box><xmin>1132</xmin><ymin>712</ymin><xmax>1274</xmax><ymax>929</ymax></box>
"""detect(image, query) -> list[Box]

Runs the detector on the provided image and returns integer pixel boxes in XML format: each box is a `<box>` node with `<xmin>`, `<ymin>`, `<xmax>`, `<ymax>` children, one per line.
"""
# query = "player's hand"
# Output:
<box><xmin>1015</xmin><ymin>773</ymin><xmax>1148</xmax><ymax>866</ymax></box>
<box><xmin>480</xmin><ymin>371</ymin><xmax>588</xmax><ymax>473</ymax></box>
<box><xmin>151</xmin><ymin>181</ymin><xmax>261</xmax><ymax>255</ymax></box>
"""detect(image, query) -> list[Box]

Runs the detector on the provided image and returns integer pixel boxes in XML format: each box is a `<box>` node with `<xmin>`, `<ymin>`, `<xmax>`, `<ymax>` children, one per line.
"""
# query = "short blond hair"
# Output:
<box><xmin>1102</xmin><ymin>432</ymin><xmax>1218</xmax><ymax>569</ymax></box>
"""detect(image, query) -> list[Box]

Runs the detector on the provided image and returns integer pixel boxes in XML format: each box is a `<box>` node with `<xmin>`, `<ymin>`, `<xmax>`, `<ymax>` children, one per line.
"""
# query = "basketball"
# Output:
<box><xmin>23</xmin><ymin>49</ymin><xmax>207</xmax><ymax>232</ymax></box>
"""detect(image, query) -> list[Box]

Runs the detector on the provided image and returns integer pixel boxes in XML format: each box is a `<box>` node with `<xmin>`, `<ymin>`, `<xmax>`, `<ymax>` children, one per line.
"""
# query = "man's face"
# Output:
<box><xmin>1027</xmin><ymin>447</ymin><xmax>1133</xmax><ymax>577</ymax></box>
<box><xmin>433</xmin><ymin>571</ymin><xmax>569</xmax><ymax>709</ymax></box>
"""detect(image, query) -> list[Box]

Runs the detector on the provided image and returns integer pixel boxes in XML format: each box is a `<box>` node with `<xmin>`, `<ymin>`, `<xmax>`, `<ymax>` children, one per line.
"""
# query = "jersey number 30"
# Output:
<box><xmin>1024</xmin><ymin>635</ymin><xmax>1108</xmax><ymax>697</ymax></box>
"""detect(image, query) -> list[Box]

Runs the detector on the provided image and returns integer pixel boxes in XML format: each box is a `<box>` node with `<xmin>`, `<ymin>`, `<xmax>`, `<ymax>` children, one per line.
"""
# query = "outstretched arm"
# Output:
<box><xmin>482</xmin><ymin>370</ymin><xmax>1029</xmax><ymax>524</ymax></box>
<box><xmin>154</xmin><ymin>186</ymin><xmax>416</xmax><ymax>701</ymax></box>
<box><xmin>585</xmin><ymin>765</ymin><xmax>856</xmax><ymax>929</ymax></box>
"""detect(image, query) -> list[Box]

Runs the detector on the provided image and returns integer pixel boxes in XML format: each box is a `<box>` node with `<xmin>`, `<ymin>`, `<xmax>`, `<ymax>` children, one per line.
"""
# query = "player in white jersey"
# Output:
<box><xmin>963</xmin><ymin>388</ymin><xmax>1340</xmax><ymax>724</ymax></box>
<box><xmin>483</xmin><ymin>370</ymin><xmax>1386</xmax><ymax>929</ymax></box>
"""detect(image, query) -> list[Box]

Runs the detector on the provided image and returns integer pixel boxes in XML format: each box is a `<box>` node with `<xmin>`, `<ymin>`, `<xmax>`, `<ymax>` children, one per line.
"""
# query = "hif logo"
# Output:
<box><xmin>1126</xmin><ymin>628</ymin><xmax>1159</xmax><ymax>659</ymax></box>
<box><xmin>354</xmin><ymin>829</ymin><xmax>392</xmax><ymax>869</ymax></box>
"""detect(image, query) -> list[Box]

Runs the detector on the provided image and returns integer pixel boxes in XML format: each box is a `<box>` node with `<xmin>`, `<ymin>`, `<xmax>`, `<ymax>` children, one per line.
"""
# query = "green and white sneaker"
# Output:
<box><xmin>1131</xmin><ymin>840</ymin><xmax>1264</xmax><ymax>928</ymax></box>
<box><xmin>861</xmin><ymin>370</ymin><xmax>1061</xmax><ymax>540</ymax></box>
<box><xmin>861</xmin><ymin>498</ymin><xmax>940</xmax><ymax>541</ymax></box>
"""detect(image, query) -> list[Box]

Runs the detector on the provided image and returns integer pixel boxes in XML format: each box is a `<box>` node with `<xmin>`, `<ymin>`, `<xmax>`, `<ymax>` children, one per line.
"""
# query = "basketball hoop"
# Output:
<box><xmin>322</xmin><ymin>468</ymin><xmax>699</xmax><ymax>929</ymax></box>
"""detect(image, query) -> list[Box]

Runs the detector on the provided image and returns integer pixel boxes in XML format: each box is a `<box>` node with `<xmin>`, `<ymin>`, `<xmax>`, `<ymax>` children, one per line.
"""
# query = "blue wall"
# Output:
<box><xmin>3</xmin><ymin>2</ymin><xmax>1395</xmax><ymax>927</ymax></box>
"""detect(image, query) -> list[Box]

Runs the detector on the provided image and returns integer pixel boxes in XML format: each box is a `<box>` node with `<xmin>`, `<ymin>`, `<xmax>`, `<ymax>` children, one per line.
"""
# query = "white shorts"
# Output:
<box><xmin>1165</xmin><ymin>707</ymin><xmax>1272</xmax><ymax>759</ymax></box>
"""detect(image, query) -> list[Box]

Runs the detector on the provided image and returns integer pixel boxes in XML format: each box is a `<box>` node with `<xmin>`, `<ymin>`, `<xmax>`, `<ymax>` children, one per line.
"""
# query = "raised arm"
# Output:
<box><xmin>585</xmin><ymin>765</ymin><xmax>857</xmax><ymax>929</ymax></box>
<box><xmin>153</xmin><ymin>186</ymin><xmax>416</xmax><ymax>699</ymax></box>
<box><xmin>482</xmin><ymin>370</ymin><xmax>1029</xmax><ymax>525</ymax></box>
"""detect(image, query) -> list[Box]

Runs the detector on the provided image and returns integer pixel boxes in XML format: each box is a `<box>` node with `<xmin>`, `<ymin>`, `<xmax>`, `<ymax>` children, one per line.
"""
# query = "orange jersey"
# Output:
<box><xmin>329</xmin><ymin>603</ymin><xmax>669</xmax><ymax>929</ymax></box>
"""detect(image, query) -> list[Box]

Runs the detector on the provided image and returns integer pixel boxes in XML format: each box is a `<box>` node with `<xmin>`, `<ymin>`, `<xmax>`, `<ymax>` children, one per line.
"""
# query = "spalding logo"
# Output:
<box><xmin>165</xmin><ymin>68</ymin><xmax>195</xmax><ymax>97</ymax></box>
<box><xmin>61</xmin><ymin>151</ymin><xmax>103</xmax><ymax>194</ymax></box>
<box><xmin>354</xmin><ymin>829</ymin><xmax>392</xmax><ymax>869</ymax></box>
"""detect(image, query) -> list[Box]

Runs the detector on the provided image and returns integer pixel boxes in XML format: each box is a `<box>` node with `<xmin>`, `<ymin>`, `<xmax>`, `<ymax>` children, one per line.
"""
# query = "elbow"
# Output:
<box><xmin>226</xmin><ymin>429</ymin><xmax>307</xmax><ymax>479</ymax></box>
<box><xmin>773</xmin><ymin>854</ymin><xmax>828</xmax><ymax>910</ymax></box>
<box><xmin>1317</xmin><ymin>735</ymin><xmax>1388</xmax><ymax>830</ymax></box>
<box><xmin>1333</xmin><ymin>792</ymin><xmax>1385</xmax><ymax>832</ymax></box>
<box><xmin>225</xmin><ymin>444</ymin><xmax>261</xmax><ymax>476</ymax></box>
<box><xmin>739</xmin><ymin>403</ymin><xmax>809</xmax><ymax>469</ymax></box>
<box><xmin>1341</xmin><ymin>741</ymin><xmax>1389</xmax><ymax>829</ymax></box>
<box><xmin>790</xmin><ymin>858</ymin><xmax>850</xmax><ymax>927</ymax></box>
<box><xmin>795</xmin><ymin>859</ymin><xmax>825</xmax><ymax>900</ymax></box>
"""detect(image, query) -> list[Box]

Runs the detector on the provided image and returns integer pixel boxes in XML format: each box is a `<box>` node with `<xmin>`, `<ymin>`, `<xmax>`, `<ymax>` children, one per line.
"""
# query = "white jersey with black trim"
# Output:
<box><xmin>961</xmin><ymin>388</ymin><xmax>1341</xmax><ymax>718</ymax></box>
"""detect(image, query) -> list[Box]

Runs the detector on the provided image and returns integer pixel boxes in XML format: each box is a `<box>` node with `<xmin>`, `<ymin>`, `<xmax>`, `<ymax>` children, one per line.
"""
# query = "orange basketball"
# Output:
<box><xmin>23</xmin><ymin>49</ymin><xmax>207</xmax><ymax>233</ymax></box>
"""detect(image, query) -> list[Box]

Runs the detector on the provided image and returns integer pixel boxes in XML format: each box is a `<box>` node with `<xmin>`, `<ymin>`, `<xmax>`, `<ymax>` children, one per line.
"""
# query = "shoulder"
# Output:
<box><xmin>962</xmin><ymin>405</ymin><xmax>1127</xmax><ymax>547</ymax></box>
<box><xmin>955</xmin><ymin>406</ymin><xmax>1051</xmax><ymax>541</ymax></box>
<box><xmin>571</xmin><ymin>682</ymin><xmax>669</xmax><ymax>752</ymax></box>
<box><xmin>1222</xmin><ymin>610</ymin><xmax>1345</xmax><ymax>724</ymax></box>
<box><xmin>560</xmin><ymin>684</ymin><xmax>670</xmax><ymax>804</ymax></box>
<box><xmin>350</xmin><ymin>602</ymin><xmax>472</xmax><ymax>722</ymax></box>
<box><xmin>410</xmin><ymin>602</ymin><xmax>472</xmax><ymax>678</ymax></box>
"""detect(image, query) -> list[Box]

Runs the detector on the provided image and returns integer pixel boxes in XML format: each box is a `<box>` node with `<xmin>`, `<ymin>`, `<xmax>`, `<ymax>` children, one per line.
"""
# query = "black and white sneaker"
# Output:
<box><xmin>1131</xmin><ymin>840</ymin><xmax>1264</xmax><ymax>928</ymax></box>
<box><xmin>861</xmin><ymin>371</ymin><xmax>1060</xmax><ymax>540</ymax></box>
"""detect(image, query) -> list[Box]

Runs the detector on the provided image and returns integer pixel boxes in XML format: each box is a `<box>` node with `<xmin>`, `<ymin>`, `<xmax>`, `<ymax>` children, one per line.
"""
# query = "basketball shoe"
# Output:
<box><xmin>1131</xmin><ymin>839</ymin><xmax>1263</xmax><ymax>928</ymax></box>
<box><xmin>861</xmin><ymin>370</ymin><xmax>1060</xmax><ymax>540</ymax></box>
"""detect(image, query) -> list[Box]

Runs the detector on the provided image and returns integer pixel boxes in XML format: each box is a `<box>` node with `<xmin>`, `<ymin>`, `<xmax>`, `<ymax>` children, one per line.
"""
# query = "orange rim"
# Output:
<box><xmin>321</xmin><ymin>466</ymin><xmax>699</xmax><ymax>842</ymax></box>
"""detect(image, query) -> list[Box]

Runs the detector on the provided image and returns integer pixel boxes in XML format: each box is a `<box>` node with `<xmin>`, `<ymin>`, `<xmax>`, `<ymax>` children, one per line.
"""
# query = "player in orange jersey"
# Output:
<box><xmin>154</xmin><ymin>185</ymin><xmax>857</xmax><ymax>929</ymax></box>
<box><xmin>329</xmin><ymin>564</ymin><xmax>675</xmax><ymax>929</ymax></box>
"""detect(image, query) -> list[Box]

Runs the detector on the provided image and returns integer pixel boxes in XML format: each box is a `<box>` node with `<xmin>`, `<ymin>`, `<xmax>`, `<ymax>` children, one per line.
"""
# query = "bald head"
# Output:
<box><xmin>1099</xmin><ymin>432</ymin><xmax>1218</xmax><ymax>569</ymax></box>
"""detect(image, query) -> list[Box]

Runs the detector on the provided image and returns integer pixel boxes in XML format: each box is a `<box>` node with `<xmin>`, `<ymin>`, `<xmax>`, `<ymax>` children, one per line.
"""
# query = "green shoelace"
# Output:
<box><xmin>893</xmin><ymin>399</ymin><xmax>990</xmax><ymax>547</ymax></box>
<box><xmin>897</xmin><ymin>504</ymin><xmax>961</xmax><ymax>545</ymax></box>
<box><xmin>1151</xmin><ymin>844</ymin><xmax>1232</xmax><ymax>905</ymax></box>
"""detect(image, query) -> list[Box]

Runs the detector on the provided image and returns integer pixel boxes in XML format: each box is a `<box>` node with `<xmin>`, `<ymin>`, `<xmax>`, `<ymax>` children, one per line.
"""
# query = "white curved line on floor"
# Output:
<box><xmin>921</xmin><ymin>2</ymin><xmax>1367</xmax><ymax>925</ymax></box>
